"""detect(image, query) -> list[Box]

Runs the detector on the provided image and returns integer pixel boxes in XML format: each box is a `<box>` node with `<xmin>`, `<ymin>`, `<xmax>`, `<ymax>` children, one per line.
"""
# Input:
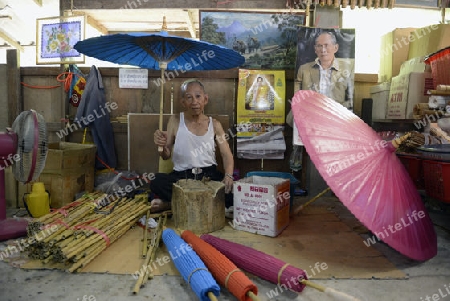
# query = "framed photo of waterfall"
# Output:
<box><xmin>199</xmin><ymin>10</ymin><xmax>306</xmax><ymax>70</ymax></box>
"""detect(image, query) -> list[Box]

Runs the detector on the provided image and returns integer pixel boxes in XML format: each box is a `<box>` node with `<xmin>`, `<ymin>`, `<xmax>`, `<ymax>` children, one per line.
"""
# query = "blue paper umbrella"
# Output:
<box><xmin>162</xmin><ymin>228</ymin><xmax>220</xmax><ymax>301</ymax></box>
<box><xmin>74</xmin><ymin>18</ymin><xmax>244</xmax><ymax>135</ymax></box>
<box><xmin>73</xmin><ymin>31</ymin><xmax>245</xmax><ymax>71</ymax></box>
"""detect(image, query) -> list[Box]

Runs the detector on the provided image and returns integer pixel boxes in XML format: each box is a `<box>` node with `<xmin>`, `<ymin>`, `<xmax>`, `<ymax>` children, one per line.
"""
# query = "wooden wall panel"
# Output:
<box><xmin>65</xmin><ymin>0</ymin><xmax>288</xmax><ymax>10</ymax></box>
<box><xmin>354</xmin><ymin>82</ymin><xmax>377</xmax><ymax>116</ymax></box>
<box><xmin>7</xmin><ymin>50</ymin><xmax>21</xmax><ymax>126</ymax></box>
<box><xmin>0</xmin><ymin>65</ymin><xmax>9</xmax><ymax>130</ymax></box>
<box><xmin>22</xmin><ymin>77</ymin><xmax>63</xmax><ymax>123</ymax></box>
<box><xmin>18</xmin><ymin>66</ymin><xmax>375</xmax><ymax>186</ymax></box>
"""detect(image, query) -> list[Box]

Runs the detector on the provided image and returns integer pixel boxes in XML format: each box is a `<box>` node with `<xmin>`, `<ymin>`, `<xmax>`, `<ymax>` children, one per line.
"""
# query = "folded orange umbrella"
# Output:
<box><xmin>181</xmin><ymin>230</ymin><xmax>259</xmax><ymax>301</ymax></box>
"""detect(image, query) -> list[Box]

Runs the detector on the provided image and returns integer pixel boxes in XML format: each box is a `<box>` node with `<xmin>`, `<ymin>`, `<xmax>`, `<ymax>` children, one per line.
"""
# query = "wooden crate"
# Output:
<box><xmin>18</xmin><ymin>142</ymin><xmax>96</xmax><ymax>209</ymax></box>
<box><xmin>44</xmin><ymin>142</ymin><xmax>96</xmax><ymax>173</ymax></box>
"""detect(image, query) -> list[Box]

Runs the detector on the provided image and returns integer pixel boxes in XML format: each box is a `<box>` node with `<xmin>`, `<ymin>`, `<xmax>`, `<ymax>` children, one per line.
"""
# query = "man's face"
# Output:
<box><xmin>314</xmin><ymin>33</ymin><xmax>339</xmax><ymax>64</ymax></box>
<box><xmin>182</xmin><ymin>82</ymin><xmax>208</xmax><ymax>115</ymax></box>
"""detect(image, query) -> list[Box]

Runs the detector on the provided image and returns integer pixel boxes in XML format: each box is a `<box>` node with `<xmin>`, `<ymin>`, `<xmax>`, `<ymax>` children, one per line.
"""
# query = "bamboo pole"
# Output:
<box><xmin>142</xmin><ymin>208</ymin><xmax>150</xmax><ymax>258</ymax></box>
<box><xmin>133</xmin><ymin>212</ymin><xmax>168</xmax><ymax>294</ymax></box>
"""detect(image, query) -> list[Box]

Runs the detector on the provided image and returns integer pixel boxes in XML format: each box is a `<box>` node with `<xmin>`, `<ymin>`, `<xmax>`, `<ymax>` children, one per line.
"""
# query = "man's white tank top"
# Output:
<box><xmin>172</xmin><ymin>112</ymin><xmax>217</xmax><ymax>171</ymax></box>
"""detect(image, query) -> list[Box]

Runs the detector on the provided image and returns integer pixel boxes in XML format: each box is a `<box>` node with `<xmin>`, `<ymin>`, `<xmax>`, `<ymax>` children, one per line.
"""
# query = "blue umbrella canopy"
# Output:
<box><xmin>162</xmin><ymin>228</ymin><xmax>220</xmax><ymax>301</ymax></box>
<box><xmin>73</xmin><ymin>31</ymin><xmax>245</xmax><ymax>71</ymax></box>
<box><xmin>74</xmin><ymin>23</ymin><xmax>244</xmax><ymax>146</ymax></box>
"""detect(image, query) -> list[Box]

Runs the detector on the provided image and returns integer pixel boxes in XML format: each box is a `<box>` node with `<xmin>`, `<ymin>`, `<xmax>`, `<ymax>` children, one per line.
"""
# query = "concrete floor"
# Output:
<box><xmin>1</xmin><ymin>195</ymin><xmax>449</xmax><ymax>301</ymax></box>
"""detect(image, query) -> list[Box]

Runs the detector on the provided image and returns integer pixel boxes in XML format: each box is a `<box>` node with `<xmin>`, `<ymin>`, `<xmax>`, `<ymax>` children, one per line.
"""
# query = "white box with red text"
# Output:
<box><xmin>232</xmin><ymin>176</ymin><xmax>290</xmax><ymax>237</ymax></box>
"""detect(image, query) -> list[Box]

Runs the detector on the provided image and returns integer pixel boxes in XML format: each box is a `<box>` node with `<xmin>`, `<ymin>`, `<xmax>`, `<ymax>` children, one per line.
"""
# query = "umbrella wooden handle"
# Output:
<box><xmin>391</xmin><ymin>132</ymin><xmax>411</xmax><ymax>148</ymax></box>
<box><xmin>247</xmin><ymin>291</ymin><xmax>261</xmax><ymax>301</ymax></box>
<box><xmin>208</xmin><ymin>292</ymin><xmax>218</xmax><ymax>301</ymax></box>
<box><xmin>324</xmin><ymin>287</ymin><xmax>363</xmax><ymax>301</ymax></box>
<box><xmin>301</xmin><ymin>280</ymin><xmax>362</xmax><ymax>301</ymax></box>
<box><xmin>291</xmin><ymin>187</ymin><xmax>331</xmax><ymax>216</ymax></box>
<box><xmin>158</xmin><ymin>64</ymin><xmax>166</xmax><ymax>154</ymax></box>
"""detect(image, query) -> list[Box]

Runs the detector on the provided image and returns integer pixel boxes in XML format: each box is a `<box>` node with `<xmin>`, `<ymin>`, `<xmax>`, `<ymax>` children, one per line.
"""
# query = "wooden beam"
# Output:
<box><xmin>67</xmin><ymin>0</ymin><xmax>288</xmax><ymax>9</ymax></box>
<box><xmin>186</xmin><ymin>9</ymin><xmax>197</xmax><ymax>38</ymax></box>
<box><xmin>6</xmin><ymin>50</ymin><xmax>21</xmax><ymax>125</ymax></box>
<box><xmin>69</xmin><ymin>11</ymin><xmax>109</xmax><ymax>34</ymax></box>
<box><xmin>0</xmin><ymin>29</ymin><xmax>24</xmax><ymax>52</ymax></box>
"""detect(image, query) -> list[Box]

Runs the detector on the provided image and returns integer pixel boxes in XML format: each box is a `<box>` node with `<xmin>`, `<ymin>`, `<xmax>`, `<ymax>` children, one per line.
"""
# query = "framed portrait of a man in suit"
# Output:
<box><xmin>294</xmin><ymin>27</ymin><xmax>356</xmax><ymax>111</ymax></box>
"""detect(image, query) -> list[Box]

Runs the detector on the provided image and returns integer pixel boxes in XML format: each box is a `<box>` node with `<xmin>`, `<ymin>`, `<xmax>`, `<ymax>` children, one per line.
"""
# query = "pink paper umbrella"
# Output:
<box><xmin>201</xmin><ymin>234</ymin><xmax>362</xmax><ymax>301</ymax></box>
<box><xmin>291</xmin><ymin>90</ymin><xmax>437</xmax><ymax>261</ymax></box>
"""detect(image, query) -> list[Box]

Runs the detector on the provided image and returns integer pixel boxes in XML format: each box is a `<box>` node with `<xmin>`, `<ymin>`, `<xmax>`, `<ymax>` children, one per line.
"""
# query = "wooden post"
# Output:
<box><xmin>6</xmin><ymin>49</ymin><xmax>21</xmax><ymax>126</ymax></box>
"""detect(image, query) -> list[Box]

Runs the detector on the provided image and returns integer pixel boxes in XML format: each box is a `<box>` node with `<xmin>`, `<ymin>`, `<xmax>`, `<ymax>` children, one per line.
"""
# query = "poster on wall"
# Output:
<box><xmin>199</xmin><ymin>10</ymin><xmax>306</xmax><ymax>70</ymax></box>
<box><xmin>236</xmin><ymin>69</ymin><xmax>285</xmax><ymax>138</ymax></box>
<box><xmin>292</xmin><ymin>27</ymin><xmax>356</xmax><ymax>145</ymax></box>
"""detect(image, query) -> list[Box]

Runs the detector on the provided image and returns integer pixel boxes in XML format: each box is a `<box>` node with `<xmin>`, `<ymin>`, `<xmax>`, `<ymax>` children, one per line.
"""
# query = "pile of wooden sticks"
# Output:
<box><xmin>25</xmin><ymin>192</ymin><xmax>151</xmax><ymax>273</ymax></box>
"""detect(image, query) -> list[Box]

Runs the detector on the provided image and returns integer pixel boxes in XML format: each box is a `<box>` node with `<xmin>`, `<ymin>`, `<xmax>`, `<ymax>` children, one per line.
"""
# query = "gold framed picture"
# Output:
<box><xmin>36</xmin><ymin>15</ymin><xmax>85</xmax><ymax>65</ymax></box>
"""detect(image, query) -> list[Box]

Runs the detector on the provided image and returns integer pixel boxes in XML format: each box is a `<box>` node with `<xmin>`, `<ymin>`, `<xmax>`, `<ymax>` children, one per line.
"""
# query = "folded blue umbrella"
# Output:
<box><xmin>162</xmin><ymin>229</ymin><xmax>220</xmax><ymax>301</ymax></box>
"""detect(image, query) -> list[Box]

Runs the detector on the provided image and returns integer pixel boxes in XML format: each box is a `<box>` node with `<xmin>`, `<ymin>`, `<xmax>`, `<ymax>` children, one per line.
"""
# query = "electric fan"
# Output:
<box><xmin>0</xmin><ymin>109</ymin><xmax>48</xmax><ymax>240</ymax></box>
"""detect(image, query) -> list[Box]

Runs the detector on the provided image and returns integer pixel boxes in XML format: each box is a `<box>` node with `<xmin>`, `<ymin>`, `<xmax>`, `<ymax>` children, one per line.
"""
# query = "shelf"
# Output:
<box><xmin>371</xmin><ymin>119</ymin><xmax>423</xmax><ymax>132</ymax></box>
<box><xmin>428</xmin><ymin>90</ymin><xmax>450</xmax><ymax>96</ymax></box>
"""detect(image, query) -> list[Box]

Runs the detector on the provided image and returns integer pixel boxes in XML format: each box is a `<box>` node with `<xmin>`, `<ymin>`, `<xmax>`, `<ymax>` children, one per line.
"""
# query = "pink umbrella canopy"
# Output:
<box><xmin>291</xmin><ymin>90</ymin><xmax>437</xmax><ymax>261</ymax></box>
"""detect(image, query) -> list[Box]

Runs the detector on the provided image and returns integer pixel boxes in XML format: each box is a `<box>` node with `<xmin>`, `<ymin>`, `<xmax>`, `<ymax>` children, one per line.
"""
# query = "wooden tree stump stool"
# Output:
<box><xmin>172</xmin><ymin>179</ymin><xmax>225</xmax><ymax>234</ymax></box>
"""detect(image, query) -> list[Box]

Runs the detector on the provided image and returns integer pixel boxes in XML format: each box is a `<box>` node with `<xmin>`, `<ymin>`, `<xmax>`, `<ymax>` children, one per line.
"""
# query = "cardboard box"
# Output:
<box><xmin>379</xmin><ymin>28</ymin><xmax>416</xmax><ymax>82</ymax></box>
<box><xmin>399</xmin><ymin>56</ymin><xmax>430</xmax><ymax>74</ymax></box>
<box><xmin>408</xmin><ymin>24</ymin><xmax>450</xmax><ymax>59</ymax></box>
<box><xmin>44</xmin><ymin>142</ymin><xmax>96</xmax><ymax>173</ymax></box>
<box><xmin>18</xmin><ymin>142</ymin><xmax>96</xmax><ymax>209</ymax></box>
<box><xmin>386</xmin><ymin>72</ymin><xmax>433</xmax><ymax>119</ymax></box>
<box><xmin>370</xmin><ymin>82</ymin><xmax>390</xmax><ymax>120</ymax></box>
<box><xmin>232</xmin><ymin>176</ymin><xmax>290</xmax><ymax>237</ymax></box>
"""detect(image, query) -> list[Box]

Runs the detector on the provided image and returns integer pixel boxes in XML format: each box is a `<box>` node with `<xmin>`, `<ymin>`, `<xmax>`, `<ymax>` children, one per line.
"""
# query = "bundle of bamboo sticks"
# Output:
<box><xmin>25</xmin><ymin>192</ymin><xmax>151</xmax><ymax>273</ymax></box>
<box><xmin>413</xmin><ymin>103</ymin><xmax>445</xmax><ymax>120</ymax></box>
<box><xmin>133</xmin><ymin>212</ymin><xmax>168</xmax><ymax>295</ymax></box>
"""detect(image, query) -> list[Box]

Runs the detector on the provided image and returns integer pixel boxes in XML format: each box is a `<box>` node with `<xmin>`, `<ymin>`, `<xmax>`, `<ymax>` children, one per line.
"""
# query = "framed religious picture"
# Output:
<box><xmin>199</xmin><ymin>10</ymin><xmax>306</xmax><ymax>70</ymax></box>
<box><xmin>236</xmin><ymin>69</ymin><xmax>286</xmax><ymax>138</ymax></box>
<box><xmin>36</xmin><ymin>15</ymin><xmax>85</xmax><ymax>65</ymax></box>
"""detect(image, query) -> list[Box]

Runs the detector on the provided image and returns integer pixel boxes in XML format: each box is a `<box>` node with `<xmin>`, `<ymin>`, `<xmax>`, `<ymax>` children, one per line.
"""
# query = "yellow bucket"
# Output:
<box><xmin>23</xmin><ymin>182</ymin><xmax>50</xmax><ymax>218</ymax></box>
